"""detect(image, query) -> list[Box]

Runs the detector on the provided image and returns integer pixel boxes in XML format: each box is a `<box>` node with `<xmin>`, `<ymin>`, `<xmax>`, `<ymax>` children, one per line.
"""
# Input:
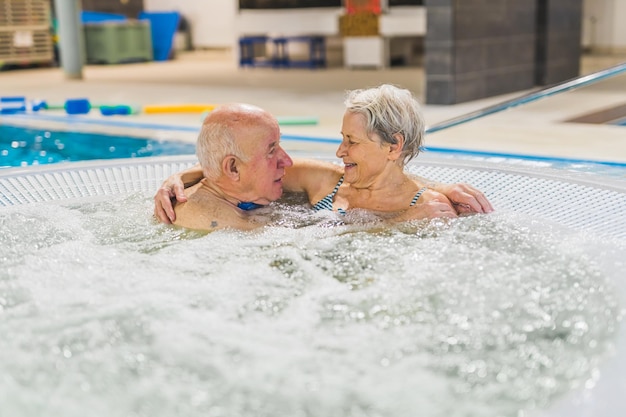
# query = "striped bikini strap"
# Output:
<box><xmin>409</xmin><ymin>187</ymin><xmax>428</xmax><ymax>206</ymax></box>
<box><xmin>331</xmin><ymin>175</ymin><xmax>344</xmax><ymax>196</ymax></box>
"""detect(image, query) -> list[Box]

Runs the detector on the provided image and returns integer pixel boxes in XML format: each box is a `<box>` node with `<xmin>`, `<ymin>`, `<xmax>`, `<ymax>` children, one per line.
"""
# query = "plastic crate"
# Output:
<box><xmin>83</xmin><ymin>20</ymin><xmax>153</xmax><ymax>64</ymax></box>
<box><xmin>0</xmin><ymin>0</ymin><xmax>53</xmax><ymax>65</ymax></box>
<box><xmin>0</xmin><ymin>0</ymin><xmax>50</xmax><ymax>26</ymax></box>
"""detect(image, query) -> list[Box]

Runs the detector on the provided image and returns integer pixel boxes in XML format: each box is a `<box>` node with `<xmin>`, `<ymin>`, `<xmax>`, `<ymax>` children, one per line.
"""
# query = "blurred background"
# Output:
<box><xmin>2</xmin><ymin>0</ymin><xmax>625</xmax><ymax>104</ymax></box>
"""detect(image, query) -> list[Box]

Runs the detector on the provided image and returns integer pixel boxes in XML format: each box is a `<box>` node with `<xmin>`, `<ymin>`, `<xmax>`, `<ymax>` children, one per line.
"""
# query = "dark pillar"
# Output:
<box><xmin>425</xmin><ymin>0</ymin><xmax>537</xmax><ymax>104</ymax></box>
<box><xmin>424</xmin><ymin>0</ymin><xmax>585</xmax><ymax>104</ymax></box>
<box><xmin>535</xmin><ymin>0</ymin><xmax>583</xmax><ymax>85</ymax></box>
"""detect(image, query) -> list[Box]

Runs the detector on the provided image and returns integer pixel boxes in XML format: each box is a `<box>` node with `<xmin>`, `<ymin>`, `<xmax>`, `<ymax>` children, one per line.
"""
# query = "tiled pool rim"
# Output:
<box><xmin>1</xmin><ymin>154</ymin><xmax>625</xmax><ymax>240</ymax></box>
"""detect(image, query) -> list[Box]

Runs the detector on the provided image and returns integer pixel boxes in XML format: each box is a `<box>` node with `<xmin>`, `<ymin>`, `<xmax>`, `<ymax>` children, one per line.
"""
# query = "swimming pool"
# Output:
<box><xmin>2</xmin><ymin>122</ymin><xmax>625</xmax><ymax>182</ymax></box>
<box><xmin>0</xmin><ymin>124</ymin><xmax>196</xmax><ymax>168</ymax></box>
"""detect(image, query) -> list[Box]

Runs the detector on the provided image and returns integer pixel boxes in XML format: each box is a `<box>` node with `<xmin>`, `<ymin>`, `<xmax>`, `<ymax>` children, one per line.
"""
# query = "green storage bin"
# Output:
<box><xmin>83</xmin><ymin>20</ymin><xmax>153</xmax><ymax>64</ymax></box>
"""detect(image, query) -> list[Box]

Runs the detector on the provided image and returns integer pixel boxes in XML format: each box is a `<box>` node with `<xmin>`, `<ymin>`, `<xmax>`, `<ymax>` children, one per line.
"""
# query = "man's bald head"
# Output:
<box><xmin>196</xmin><ymin>103</ymin><xmax>279</xmax><ymax>179</ymax></box>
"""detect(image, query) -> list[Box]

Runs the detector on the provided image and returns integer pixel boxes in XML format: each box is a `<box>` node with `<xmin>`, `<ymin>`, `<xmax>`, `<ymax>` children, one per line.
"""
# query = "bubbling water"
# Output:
<box><xmin>0</xmin><ymin>194</ymin><xmax>623</xmax><ymax>417</ymax></box>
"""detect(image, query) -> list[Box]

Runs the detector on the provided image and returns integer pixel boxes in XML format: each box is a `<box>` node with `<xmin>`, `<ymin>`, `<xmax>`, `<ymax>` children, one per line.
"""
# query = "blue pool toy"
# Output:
<box><xmin>65</xmin><ymin>98</ymin><xmax>92</xmax><ymax>115</ymax></box>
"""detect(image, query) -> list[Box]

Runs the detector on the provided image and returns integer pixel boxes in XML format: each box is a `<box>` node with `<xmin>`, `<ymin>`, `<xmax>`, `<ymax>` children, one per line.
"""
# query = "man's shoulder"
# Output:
<box><xmin>173</xmin><ymin>187</ymin><xmax>227</xmax><ymax>230</ymax></box>
<box><xmin>173</xmin><ymin>189</ymin><xmax>262</xmax><ymax>232</ymax></box>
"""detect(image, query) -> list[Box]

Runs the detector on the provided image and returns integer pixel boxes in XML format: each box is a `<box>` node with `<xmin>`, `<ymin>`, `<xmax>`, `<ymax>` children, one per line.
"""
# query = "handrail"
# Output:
<box><xmin>425</xmin><ymin>61</ymin><xmax>626</xmax><ymax>134</ymax></box>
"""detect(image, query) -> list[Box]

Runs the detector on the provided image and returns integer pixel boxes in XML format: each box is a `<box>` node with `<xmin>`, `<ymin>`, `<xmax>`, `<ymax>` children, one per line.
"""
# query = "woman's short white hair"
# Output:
<box><xmin>344</xmin><ymin>84</ymin><xmax>425</xmax><ymax>165</ymax></box>
<box><xmin>195</xmin><ymin>121</ymin><xmax>246</xmax><ymax>180</ymax></box>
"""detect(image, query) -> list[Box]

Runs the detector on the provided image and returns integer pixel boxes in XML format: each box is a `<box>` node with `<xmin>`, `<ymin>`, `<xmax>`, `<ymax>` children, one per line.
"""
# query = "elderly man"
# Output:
<box><xmin>171</xmin><ymin>103</ymin><xmax>293</xmax><ymax>231</ymax></box>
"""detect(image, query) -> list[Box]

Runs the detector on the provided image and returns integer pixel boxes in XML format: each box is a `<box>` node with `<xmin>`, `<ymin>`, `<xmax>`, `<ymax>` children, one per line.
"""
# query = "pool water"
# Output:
<box><xmin>0</xmin><ymin>125</ymin><xmax>196</xmax><ymax>168</ymax></box>
<box><xmin>0</xmin><ymin>193</ymin><xmax>623</xmax><ymax>417</ymax></box>
<box><xmin>3</xmin><ymin>124</ymin><xmax>625</xmax><ymax>183</ymax></box>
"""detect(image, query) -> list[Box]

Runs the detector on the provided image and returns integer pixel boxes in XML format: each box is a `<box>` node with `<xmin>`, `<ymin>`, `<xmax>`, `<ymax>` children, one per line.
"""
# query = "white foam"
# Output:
<box><xmin>0</xmin><ymin>193</ymin><xmax>624</xmax><ymax>417</ymax></box>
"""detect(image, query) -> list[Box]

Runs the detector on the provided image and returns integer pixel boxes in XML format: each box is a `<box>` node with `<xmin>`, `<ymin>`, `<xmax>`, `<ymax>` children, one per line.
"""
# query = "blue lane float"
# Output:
<box><xmin>1</xmin><ymin>96</ymin><xmax>140</xmax><ymax>116</ymax></box>
<box><xmin>43</xmin><ymin>99</ymin><xmax>138</xmax><ymax>116</ymax></box>
<box><xmin>0</xmin><ymin>97</ymin><xmax>48</xmax><ymax>113</ymax></box>
<box><xmin>3</xmin><ymin>97</ymin><xmax>317</xmax><ymax>123</ymax></box>
<box><xmin>99</xmin><ymin>105</ymin><xmax>136</xmax><ymax>116</ymax></box>
<box><xmin>0</xmin><ymin>96</ymin><xmax>27</xmax><ymax>114</ymax></box>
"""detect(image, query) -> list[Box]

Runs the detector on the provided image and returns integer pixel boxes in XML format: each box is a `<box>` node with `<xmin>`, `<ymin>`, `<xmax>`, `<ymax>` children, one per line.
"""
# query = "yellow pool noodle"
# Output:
<box><xmin>143</xmin><ymin>104</ymin><xmax>216</xmax><ymax>114</ymax></box>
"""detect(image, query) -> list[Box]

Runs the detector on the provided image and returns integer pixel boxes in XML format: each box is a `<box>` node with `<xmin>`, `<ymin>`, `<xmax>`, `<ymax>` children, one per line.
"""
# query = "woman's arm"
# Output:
<box><xmin>153</xmin><ymin>163</ymin><xmax>204</xmax><ymax>223</ymax></box>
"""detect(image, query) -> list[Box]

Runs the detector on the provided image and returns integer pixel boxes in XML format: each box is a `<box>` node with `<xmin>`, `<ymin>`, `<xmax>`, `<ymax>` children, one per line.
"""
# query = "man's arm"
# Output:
<box><xmin>410</xmin><ymin>174</ymin><xmax>494</xmax><ymax>214</ymax></box>
<box><xmin>390</xmin><ymin>189</ymin><xmax>458</xmax><ymax>222</ymax></box>
<box><xmin>283</xmin><ymin>158</ymin><xmax>343</xmax><ymax>198</ymax></box>
<box><xmin>284</xmin><ymin>160</ymin><xmax>493</xmax><ymax>214</ymax></box>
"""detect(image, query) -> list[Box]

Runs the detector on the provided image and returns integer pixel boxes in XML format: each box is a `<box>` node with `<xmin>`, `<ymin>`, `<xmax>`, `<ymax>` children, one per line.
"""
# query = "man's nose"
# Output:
<box><xmin>278</xmin><ymin>147</ymin><xmax>293</xmax><ymax>167</ymax></box>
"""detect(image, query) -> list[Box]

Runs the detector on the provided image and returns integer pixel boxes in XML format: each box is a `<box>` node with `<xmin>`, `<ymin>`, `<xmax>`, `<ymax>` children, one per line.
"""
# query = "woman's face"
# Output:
<box><xmin>336</xmin><ymin>111</ymin><xmax>393</xmax><ymax>187</ymax></box>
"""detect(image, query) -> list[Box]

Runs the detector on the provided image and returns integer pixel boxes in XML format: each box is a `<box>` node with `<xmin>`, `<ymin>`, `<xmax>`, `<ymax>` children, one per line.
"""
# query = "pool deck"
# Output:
<box><xmin>1</xmin><ymin>49</ymin><xmax>625</xmax><ymax>163</ymax></box>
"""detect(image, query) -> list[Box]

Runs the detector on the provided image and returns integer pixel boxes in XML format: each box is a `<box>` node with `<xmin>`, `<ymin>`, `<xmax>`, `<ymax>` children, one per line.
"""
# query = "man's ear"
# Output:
<box><xmin>388</xmin><ymin>133</ymin><xmax>405</xmax><ymax>161</ymax></box>
<box><xmin>222</xmin><ymin>155</ymin><xmax>240</xmax><ymax>180</ymax></box>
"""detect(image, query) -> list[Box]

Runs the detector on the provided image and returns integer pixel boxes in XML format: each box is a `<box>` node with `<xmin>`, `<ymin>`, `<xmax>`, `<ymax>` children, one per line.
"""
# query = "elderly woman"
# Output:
<box><xmin>154</xmin><ymin>84</ymin><xmax>492</xmax><ymax>226</ymax></box>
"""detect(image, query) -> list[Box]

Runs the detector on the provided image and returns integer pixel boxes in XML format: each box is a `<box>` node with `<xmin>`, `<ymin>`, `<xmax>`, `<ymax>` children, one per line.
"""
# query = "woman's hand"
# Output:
<box><xmin>153</xmin><ymin>174</ymin><xmax>187</xmax><ymax>224</ymax></box>
<box><xmin>153</xmin><ymin>164</ymin><xmax>204</xmax><ymax>223</ymax></box>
